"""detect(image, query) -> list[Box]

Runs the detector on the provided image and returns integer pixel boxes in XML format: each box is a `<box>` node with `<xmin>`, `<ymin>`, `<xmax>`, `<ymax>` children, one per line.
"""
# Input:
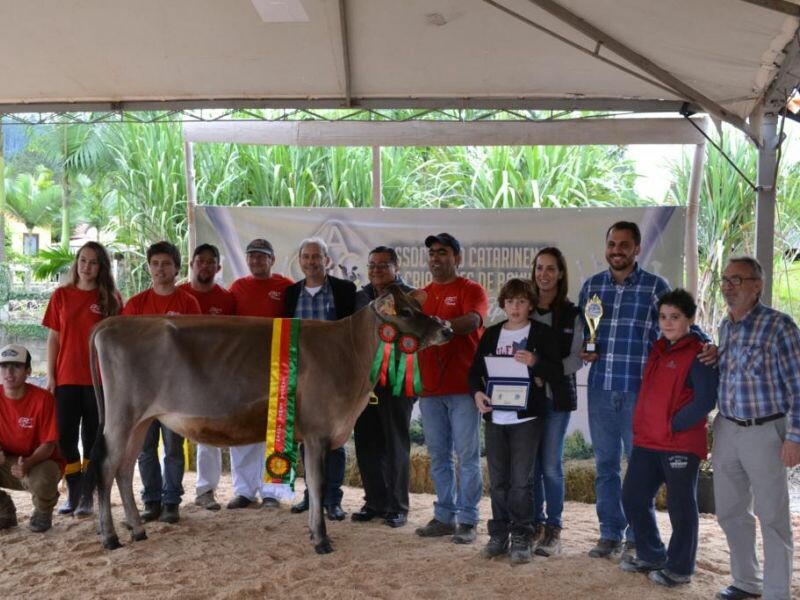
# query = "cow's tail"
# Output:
<box><xmin>86</xmin><ymin>327</ymin><xmax>107</xmax><ymax>494</ymax></box>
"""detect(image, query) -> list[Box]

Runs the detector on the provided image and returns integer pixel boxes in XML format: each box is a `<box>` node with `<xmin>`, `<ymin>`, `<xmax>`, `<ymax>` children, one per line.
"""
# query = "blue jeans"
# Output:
<box><xmin>532</xmin><ymin>397</ymin><xmax>572</xmax><ymax>528</ymax></box>
<box><xmin>587</xmin><ymin>388</ymin><xmax>636</xmax><ymax>542</ymax></box>
<box><xmin>419</xmin><ymin>394</ymin><xmax>482</xmax><ymax>526</ymax></box>
<box><xmin>138</xmin><ymin>420</ymin><xmax>185</xmax><ymax>505</ymax></box>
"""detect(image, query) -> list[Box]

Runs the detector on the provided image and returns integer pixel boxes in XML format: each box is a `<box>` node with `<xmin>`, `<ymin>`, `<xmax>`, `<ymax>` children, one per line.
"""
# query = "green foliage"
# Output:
<box><xmin>0</xmin><ymin>263</ymin><xmax>10</xmax><ymax>303</ymax></box>
<box><xmin>563</xmin><ymin>430</ymin><xmax>594</xmax><ymax>460</ymax></box>
<box><xmin>0</xmin><ymin>321</ymin><xmax>49</xmax><ymax>341</ymax></box>
<box><xmin>409</xmin><ymin>418</ymin><xmax>425</xmax><ymax>446</ymax></box>
<box><xmin>31</xmin><ymin>245</ymin><xmax>74</xmax><ymax>281</ymax></box>
<box><xmin>3</xmin><ymin>169</ymin><xmax>63</xmax><ymax>232</ymax></box>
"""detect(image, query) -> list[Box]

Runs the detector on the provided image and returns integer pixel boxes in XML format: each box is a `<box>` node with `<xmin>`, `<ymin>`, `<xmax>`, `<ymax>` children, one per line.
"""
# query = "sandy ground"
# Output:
<box><xmin>1</xmin><ymin>470</ymin><xmax>798</xmax><ymax>600</ymax></box>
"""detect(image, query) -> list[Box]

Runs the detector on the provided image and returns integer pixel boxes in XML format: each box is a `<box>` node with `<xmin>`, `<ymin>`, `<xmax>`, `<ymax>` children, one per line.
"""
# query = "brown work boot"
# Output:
<box><xmin>0</xmin><ymin>491</ymin><xmax>17</xmax><ymax>529</ymax></box>
<box><xmin>28</xmin><ymin>510</ymin><xmax>53</xmax><ymax>533</ymax></box>
<box><xmin>534</xmin><ymin>525</ymin><xmax>562</xmax><ymax>557</ymax></box>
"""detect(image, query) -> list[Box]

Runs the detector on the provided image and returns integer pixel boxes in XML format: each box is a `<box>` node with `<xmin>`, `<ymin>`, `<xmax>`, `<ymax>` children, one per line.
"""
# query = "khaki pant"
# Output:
<box><xmin>0</xmin><ymin>456</ymin><xmax>61</xmax><ymax>514</ymax></box>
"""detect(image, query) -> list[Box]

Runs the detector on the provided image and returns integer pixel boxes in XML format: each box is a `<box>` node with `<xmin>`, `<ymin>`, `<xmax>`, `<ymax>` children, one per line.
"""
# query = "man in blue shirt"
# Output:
<box><xmin>713</xmin><ymin>256</ymin><xmax>800</xmax><ymax>600</ymax></box>
<box><xmin>579</xmin><ymin>221</ymin><xmax>676</xmax><ymax>560</ymax></box>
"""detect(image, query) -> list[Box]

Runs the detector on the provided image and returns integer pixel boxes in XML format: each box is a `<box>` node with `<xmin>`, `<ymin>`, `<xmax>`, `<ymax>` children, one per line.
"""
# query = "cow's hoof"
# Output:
<box><xmin>131</xmin><ymin>530</ymin><xmax>148</xmax><ymax>542</ymax></box>
<box><xmin>314</xmin><ymin>539</ymin><xmax>334</xmax><ymax>554</ymax></box>
<box><xmin>103</xmin><ymin>535</ymin><xmax>123</xmax><ymax>550</ymax></box>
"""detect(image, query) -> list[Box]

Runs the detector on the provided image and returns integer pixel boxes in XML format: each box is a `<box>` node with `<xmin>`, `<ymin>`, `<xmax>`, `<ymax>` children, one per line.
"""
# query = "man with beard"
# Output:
<box><xmin>578</xmin><ymin>222</ymin><xmax>713</xmax><ymax>561</ymax></box>
<box><xmin>178</xmin><ymin>244</ymin><xmax>236</xmax><ymax>512</ymax></box>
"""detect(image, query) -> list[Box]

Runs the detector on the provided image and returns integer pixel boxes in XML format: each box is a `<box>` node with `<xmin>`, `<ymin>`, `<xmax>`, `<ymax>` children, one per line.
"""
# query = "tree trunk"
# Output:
<box><xmin>0</xmin><ymin>120</ymin><xmax>6</xmax><ymax>264</ymax></box>
<box><xmin>61</xmin><ymin>125</ymin><xmax>70</xmax><ymax>249</ymax></box>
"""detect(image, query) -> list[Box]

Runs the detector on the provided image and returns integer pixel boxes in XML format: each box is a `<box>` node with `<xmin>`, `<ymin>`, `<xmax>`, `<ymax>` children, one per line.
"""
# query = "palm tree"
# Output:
<box><xmin>4</xmin><ymin>169</ymin><xmax>63</xmax><ymax>240</ymax></box>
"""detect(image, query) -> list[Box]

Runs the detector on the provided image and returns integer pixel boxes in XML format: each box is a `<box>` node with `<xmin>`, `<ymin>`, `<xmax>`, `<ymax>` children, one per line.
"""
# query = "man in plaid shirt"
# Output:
<box><xmin>578</xmin><ymin>221</ymin><xmax>708</xmax><ymax>561</ymax></box>
<box><xmin>713</xmin><ymin>256</ymin><xmax>800</xmax><ymax>600</ymax></box>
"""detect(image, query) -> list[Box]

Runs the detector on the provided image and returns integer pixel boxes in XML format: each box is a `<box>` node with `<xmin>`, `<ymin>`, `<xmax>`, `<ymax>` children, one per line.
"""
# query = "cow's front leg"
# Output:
<box><xmin>303</xmin><ymin>438</ymin><xmax>332</xmax><ymax>554</ymax></box>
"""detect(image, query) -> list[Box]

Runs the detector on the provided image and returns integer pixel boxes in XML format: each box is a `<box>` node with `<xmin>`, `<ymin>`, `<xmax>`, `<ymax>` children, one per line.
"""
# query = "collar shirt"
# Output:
<box><xmin>355</xmin><ymin>275</ymin><xmax>413</xmax><ymax>311</ymax></box>
<box><xmin>294</xmin><ymin>277</ymin><xmax>336</xmax><ymax>321</ymax></box>
<box><xmin>718</xmin><ymin>302</ymin><xmax>800</xmax><ymax>443</ymax></box>
<box><xmin>578</xmin><ymin>263</ymin><xmax>670</xmax><ymax>393</ymax></box>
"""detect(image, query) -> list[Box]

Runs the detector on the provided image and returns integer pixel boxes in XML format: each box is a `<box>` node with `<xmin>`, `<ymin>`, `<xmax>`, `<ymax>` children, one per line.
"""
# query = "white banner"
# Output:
<box><xmin>196</xmin><ymin>205</ymin><xmax>685</xmax><ymax>326</ymax></box>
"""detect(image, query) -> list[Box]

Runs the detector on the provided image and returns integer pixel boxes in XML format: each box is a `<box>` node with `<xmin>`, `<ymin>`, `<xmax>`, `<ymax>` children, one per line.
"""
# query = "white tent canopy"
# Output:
<box><xmin>2</xmin><ymin>1</ymin><xmax>799</xmax><ymax>132</ymax></box>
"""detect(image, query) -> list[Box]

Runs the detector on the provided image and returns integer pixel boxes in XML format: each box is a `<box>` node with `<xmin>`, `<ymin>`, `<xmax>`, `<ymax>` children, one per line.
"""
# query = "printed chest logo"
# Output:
<box><xmin>444</xmin><ymin>296</ymin><xmax>457</xmax><ymax>306</ymax></box>
<box><xmin>166</xmin><ymin>311</ymin><xmax>181</xmax><ymax>316</ymax></box>
<box><xmin>268</xmin><ymin>291</ymin><xmax>282</xmax><ymax>301</ymax></box>
<box><xmin>18</xmin><ymin>417</ymin><xmax>34</xmax><ymax>429</ymax></box>
<box><xmin>90</xmin><ymin>304</ymin><xmax>102</xmax><ymax>315</ymax></box>
<box><xmin>666</xmin><ymin>360</ymin><xmax>677</xmax><ymax>369</ymax></box>
<box><xmin>208</xmin><ymin>307</ymin><xmax>223</xmax><ymax>315</ymax></box>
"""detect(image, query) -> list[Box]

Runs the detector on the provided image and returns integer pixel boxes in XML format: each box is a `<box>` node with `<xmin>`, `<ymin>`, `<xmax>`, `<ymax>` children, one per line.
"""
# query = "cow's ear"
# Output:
<box><xmin>374</xmin><ymin>293</ymin><xmax>396</xmax><ymax>316</ymax></box>
<box><xmin>409</xmin><ymin>290</ymin><xmax>427</xmax><ymax>307</ymax></box>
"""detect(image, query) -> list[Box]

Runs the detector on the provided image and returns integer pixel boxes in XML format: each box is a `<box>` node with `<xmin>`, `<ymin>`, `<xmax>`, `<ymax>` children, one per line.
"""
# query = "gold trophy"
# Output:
<box><xmin>584</xmin><ymin>294</ymin><xmax>603</xmax><ymax>353</ymax></box>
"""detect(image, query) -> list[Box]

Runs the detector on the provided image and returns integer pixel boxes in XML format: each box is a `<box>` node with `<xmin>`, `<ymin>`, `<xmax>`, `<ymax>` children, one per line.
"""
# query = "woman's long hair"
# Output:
<box><xmin>69</xmin><ymin>241</ymin><xmax>121</xmax><ymax>318</ymax></box>
<box><xmin>531</xmin><ymin>246</ymin><xmax>570</xmax><ymax>321</ymax></box>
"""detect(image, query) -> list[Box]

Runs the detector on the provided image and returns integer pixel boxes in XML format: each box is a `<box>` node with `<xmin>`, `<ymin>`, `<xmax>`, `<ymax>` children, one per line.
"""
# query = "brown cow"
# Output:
<box><xmin>89</xmin><ymin>285</ymin><xmax>451</xmax><ymax>553</ymax></box>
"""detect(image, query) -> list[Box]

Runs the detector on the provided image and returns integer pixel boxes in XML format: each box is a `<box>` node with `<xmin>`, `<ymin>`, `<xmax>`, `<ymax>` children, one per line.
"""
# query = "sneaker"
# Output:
<box><xmin>261</xmin><ymin>497</ymin><xmax>280</xmax><ymax>509</ymax></box>
<box><xmin>480</xmin><ymin>535</ymin><xmax>509</xmax><ymax>558</ymax></box>
<box><xmin>452</xmin><ymin>523</ymin><xmax>477</xmax><ymax>544</ymax></box>
<box><xmin>28</xmin><ymin>510</ymin><xmax>53</xmax><ymax>533</ymax></box>
<box><xmin>415</xmin><ymin>518</ymin><xmax>455</xmax><ymax>538</ymax></box>
<box><xmin>159</xmin><ymin>503</ymin><xmax>180</xmax><ymax>524</ymax></box>
<box><xmin>621</xmin><ymin>540</ymin><xmax>636</xmax><ymax>561</ymax></box>
<box><xmin>588</xmin><ymin>538</ymin><xmax>622</xmax><ymax>559</ymax></box>
<box><xmin>530</xmin><ymin>522</ymin><xmax>545</xmax><ymax>550</ymax></box>
<box><xmin>509</xmin><ymin>533</ymin><xmax>532</xmax><ymax>564</ymax></box>
<box><xmin>619</xmin><ymin>555</ymin><xmax>666</xmax><ymax>573</ymax></box>
<box><xmin>194</xmin><ymin>491</ymin><xmax>221</xmax><ymax>511</ymax></box>
<box><xmin>649</xmin><ymin>569</ymin><xmax>692</xmax><ymax>588</ymax></box>
<box><xmin>534</xmin><ymin>525</ymin><xmax>562</xmax><ymax>557</ymax></box>
<box><xmin>226</xmin><ymin>495</ymin><xmax>255</xmax><ymax>510</ymax></box>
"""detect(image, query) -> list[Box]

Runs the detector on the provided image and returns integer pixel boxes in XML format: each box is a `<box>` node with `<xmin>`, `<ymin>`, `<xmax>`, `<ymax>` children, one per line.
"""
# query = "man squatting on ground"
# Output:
<box><xmin>0</xmin><ymin>344</ymin><xmax>65</xmax><ymax>533</ymax></box>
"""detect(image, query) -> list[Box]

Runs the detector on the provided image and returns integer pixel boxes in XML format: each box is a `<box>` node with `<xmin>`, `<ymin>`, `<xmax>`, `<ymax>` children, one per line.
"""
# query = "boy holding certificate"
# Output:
<box><xmin>468</xmin><ymin>279</ymin><xmax>565</xmax><ymax>564</ymax></box>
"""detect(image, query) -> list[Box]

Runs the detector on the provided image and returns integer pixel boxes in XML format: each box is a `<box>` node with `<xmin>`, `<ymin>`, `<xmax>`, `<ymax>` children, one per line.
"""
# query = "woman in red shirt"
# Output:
<box><xmin>43</xmin><ymin>241</ymin><xmax>122</xmax><ymax>517</ymax></box>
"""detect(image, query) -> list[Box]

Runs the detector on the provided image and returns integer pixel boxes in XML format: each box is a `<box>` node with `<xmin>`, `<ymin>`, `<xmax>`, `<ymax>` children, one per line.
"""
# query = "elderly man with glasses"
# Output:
<box><xmin>713</xmin><ymin>256</ymin><xmax>800</xmax><ymax>600</ymax></box>
<box><xmin>350</xmin><ymin>246</ymin><xmax>417</xmax><ymax>529</ymax></box>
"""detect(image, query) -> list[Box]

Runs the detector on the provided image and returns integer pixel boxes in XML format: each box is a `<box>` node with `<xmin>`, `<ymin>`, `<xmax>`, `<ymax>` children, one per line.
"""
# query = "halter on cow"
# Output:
<box><xmin>88</xmin><ymin>285</ymin><xmax>452</xmax><ymax>553</ymax></box>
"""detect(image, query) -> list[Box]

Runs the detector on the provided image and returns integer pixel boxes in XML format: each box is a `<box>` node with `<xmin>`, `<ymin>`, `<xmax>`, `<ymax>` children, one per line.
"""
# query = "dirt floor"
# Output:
<box><xmin>1</xmin><ymin>470</ymin><xmax>799</xmax><ymax>600</ymax></box>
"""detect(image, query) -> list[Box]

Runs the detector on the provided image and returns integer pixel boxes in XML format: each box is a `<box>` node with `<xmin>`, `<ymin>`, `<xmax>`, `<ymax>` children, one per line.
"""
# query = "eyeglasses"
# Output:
<box><xmin>367</xmin><ymin>262</ymin><xmax>393</xmax><ymax>271</ymax></box>
<box><xmin>718</xmin><ymin>275</ymin><xmax>760</xmax><ymax>287</ymax></box>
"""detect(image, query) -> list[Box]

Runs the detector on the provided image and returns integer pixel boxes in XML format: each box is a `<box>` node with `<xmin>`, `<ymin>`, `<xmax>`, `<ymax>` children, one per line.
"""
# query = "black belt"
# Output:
<box><xmin>724</xmin><ymin>413</ymin><xmax>784</xmax><ymax>427</ymax></box>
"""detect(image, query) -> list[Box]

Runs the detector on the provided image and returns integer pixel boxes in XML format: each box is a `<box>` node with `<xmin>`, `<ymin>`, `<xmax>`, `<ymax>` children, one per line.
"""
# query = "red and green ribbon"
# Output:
<box><xmin>370</xmin><ymin>324</ymin><xmax>422</xmax><ymax>397</ymax></box>
<box><xmin>264</xmin><ymin>318</ymin><xmax>300</xmax><ymax>493</ymax></box>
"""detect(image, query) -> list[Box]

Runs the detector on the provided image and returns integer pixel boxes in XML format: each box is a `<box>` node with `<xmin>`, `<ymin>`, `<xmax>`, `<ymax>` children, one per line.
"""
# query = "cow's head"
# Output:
<box><xmin>371</xmin><ymin>285</ymin><xmax>453</xmax><ymax>350</ymax></box>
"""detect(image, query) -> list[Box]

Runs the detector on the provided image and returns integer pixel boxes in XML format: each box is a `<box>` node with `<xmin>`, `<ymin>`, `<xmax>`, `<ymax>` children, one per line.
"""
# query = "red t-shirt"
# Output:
<box><xmin>42</xmin><ymin>286</ymin><xmax>110</xmax><ymax>386</ymax></box>
<box><xmin>0</xmin><ymin>384</ymin><xmax>65</xmax><ymax>472</ymax></box>
<box><xmin>122</xmin><ymin>288</ymin><xmax>202</xmax><ymax>316</ymax></box>
<box><xmin>177</xmin><ymin>283</ymin><xmax>236</xmax><ymax>316</ymax></box>
<box><xmin>419</xmin><ymin>277</ymin><xmax>488</xmax><ymax>396</ymax></box>
<box><xmin>229</xmin><ymin>274</ymin><xmax>294</xmax><ymax>317</ymax></box>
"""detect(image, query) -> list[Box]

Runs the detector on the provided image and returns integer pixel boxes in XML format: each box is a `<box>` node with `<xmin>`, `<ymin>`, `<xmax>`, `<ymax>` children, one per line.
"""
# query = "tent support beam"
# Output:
<box><xmin>184</xmin><ymin>141</ymin><xmax>197</xmax><ymax>252</ymax></box>
<box><xmin>738</xmin><ymin>0</ymin><xmax>800</xmax><ymax>16</ymax></box>
<box><xmin>755</xmin><ymin>113</ymin><xmax>779</xmax><ymax>305</ymax></box>
<box><xmin>372</xmin><ymin>146</ymin><xmax>381</xmax><ymax>207</ymax></box>
<box><xmin>685</xmin><ymin>132</ymin><xmax>707</xmax><ymax>296</ymax></box>
<box><xmin>338</xmin><ymin>0</ymin><xmax>353</xmax><ymax>107</ymax></box>
<box><xmin>524</xmin><ymin>0</ymin><xmax>756</xmax><ymax>140</ymax></box>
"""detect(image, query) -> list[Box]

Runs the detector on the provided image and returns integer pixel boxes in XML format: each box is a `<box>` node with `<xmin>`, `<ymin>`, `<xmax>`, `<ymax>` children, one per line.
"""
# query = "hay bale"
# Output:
<box><xmin>563</xmin><ymin>459</ymin><xmax>667</xmax><ymax>510</ymax></box>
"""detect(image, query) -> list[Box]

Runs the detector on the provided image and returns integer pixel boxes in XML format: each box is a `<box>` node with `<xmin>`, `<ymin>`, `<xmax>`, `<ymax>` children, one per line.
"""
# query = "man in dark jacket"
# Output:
<box><xmin>351</xmin><ymin>246</ymin><xmax>416</xmax><ymax>528</ymax></box>
<box><xmin>284</xmin><ymin>237</ymin><xmax>356</xmax><ymax>521</ymax></box>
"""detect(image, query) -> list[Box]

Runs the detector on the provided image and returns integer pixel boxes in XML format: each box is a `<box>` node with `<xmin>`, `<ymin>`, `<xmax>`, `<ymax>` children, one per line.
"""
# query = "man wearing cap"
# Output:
<box><xmin>178</xmin><ymin>243</ymin><xmax>236</xmax><ymax>512</ymax></box>
<box><xmin>415</xmin><ymin>233</ymin><xmax>488</xmax><ymax>545</ymax></box>
<box><xmin>713</xmin><ymin>256</ymin><xmax>800</xmax><ymax>600</ymax></box>
<box><xmin>283</xmin><ymin>236</ymin><xmax>357</xmax><ymax>521</ymax></box>
<box><xmin>227</xmin><ymin>238</ymin><xmax>294</xmax><ymax>510</ymax></box>
<box><xmin>0</xmin><ymin>344</ymin><xmax>65</xmax><ymax>533</ymax></box>
<box><xmin>123</xmin><ymin>241</ymin><xmax>202</xmax><ymax>525</ymax></box>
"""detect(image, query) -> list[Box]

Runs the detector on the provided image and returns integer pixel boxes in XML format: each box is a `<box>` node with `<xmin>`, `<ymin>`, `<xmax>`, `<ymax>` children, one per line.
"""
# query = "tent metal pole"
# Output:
<box><xmin>755</xmin><ymin>113</ymin><xmax>779</xmax><ymax>305</ymax></box>
<box><xmin>372</xmin><ymin>145</ymin><xmax>381</xmax><ymax>208</ymax></box>
<box><xmin>685</xmin><ymin>133</ymin><xmax>707</xmax><ymax>296</ymax></box>
<box><xmin>184</xmin><ymin>140</ymin><xmax>197</xmax><ymax>254</ymax></box>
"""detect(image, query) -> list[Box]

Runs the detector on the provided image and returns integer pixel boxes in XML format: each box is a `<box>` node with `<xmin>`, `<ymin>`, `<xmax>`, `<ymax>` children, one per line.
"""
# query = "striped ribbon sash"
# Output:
<box><xmin>263</xmin><ymin>318</ymin><xmax>300</xmax><ymax>500</ymax></box>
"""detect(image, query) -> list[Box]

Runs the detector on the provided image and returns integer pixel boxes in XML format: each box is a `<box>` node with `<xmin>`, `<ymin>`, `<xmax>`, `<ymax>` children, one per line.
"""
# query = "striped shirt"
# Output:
<box><xmin>293</xmin><ymin>277</ymin><xmax>337</xmax><ymax>321</ymax></box>
<box><xmin>578</xmin><ymin>263</ymin><xmax>670</xmax><ymax>393</ymax></box>
<box><xmin>718</xmin><ymin>302</ymin><xmax>800</xmax><ymax>443</ymax></box>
